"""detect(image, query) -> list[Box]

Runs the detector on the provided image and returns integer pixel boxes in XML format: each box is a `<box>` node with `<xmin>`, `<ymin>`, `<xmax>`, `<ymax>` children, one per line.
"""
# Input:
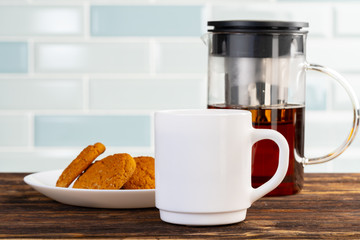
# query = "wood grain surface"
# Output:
<box><xmin>0</xmin><ymin>173</ymin><xmax>359</xmax><ymax>239</ymax></box>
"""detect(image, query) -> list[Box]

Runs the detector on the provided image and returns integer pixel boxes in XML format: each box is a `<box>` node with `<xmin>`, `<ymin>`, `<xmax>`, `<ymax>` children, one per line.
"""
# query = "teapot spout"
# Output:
<box><xmin>201</xmin><ymin>33</ymin><xmax>208</xmax><ymax>46</ymax></box>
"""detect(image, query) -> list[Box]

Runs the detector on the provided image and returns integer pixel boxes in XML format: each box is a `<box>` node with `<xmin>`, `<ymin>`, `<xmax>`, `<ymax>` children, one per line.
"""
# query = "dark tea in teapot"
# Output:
<box><xmin>210</xmin><ymin>104</ymin><xmax>304</xmax><ymax>195</ymax></box>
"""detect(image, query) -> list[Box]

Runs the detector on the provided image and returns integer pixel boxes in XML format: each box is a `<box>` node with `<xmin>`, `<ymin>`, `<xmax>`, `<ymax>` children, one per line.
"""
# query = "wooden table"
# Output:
<box><xmin>0</xmin><ymin>173</ymin><xmax>359</xmax><ymax>239</ymax></box>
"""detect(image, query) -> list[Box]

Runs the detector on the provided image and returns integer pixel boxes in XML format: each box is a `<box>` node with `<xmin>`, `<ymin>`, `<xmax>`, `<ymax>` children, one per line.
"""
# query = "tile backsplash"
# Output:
<box><xmin>1</xmin><ymin>0</ymin><xmax>360</xmax><ymax>173</ymax></box>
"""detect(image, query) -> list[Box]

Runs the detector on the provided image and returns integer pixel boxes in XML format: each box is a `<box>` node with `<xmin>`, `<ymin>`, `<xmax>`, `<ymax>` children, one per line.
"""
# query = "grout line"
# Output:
<box><xmin>149</xmin><ymin>111</ymin><xmax>155</xmax><ymax>150</ymax></box>
<box><xmin>0</xmin><ymin>73</ymin><xmax>206</xmax><ymax>79</ymax></box>
<box><xmin>328</xmin><ymin>81</ymin><xmax>335</xmax><ymax>111</ymax></box>
<box><xmin>0</xmin><ymin>0</ymin><xmax>213</xmax><ymax>6</ymax></box>
<box><xmin>331</xmin><ymin>4</ymin><xmax>337</xmax><ymax>40</ymax></box>
<box><xmin>0</xmin><ymin>146</ymin><xmax>154</xmax><ymax>153</ymax></box>
<box><xmin>0</xmin><ymin>0</ymin><xmax>31</xmax><ymax>5</ymax></box>
<box><xmin>149</xmin><ymin>38</ymin><xmax>158</xmax><ymax>76</ymax></box>
<box><xmin>0</xmin><ymin>0</ymin><xmax>83</xmax><ymax>6</ymax></box>
<box><xmin>0</xmin><ymin>109</ymin><xmax>156</xmax><ymax>115</ymax></box>
<box><xmin>83</xmin><ymin>2</ymin><xmax>90</xmax><ymax>40</ymax></box>
<box><xmin>203</xmin><ymin>2</ymin><xmax>212</xmax><ymax>25</ymax></box>
<box><xmin>0</xmin><ymin>36</ymin><xmax>202</xmax><ymax>43</ymax></box>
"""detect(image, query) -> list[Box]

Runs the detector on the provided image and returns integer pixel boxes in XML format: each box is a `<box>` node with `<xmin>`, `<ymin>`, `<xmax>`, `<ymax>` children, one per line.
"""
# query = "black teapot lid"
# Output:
<box><xmin>208</xmin><ymin>20</ymin><xmax>309</xmax><ymax>33</ymax></box>
<box><xmin>207</xmin><ymin>20</ymin><xmax>308</xmax><ymax>57</ymax></box>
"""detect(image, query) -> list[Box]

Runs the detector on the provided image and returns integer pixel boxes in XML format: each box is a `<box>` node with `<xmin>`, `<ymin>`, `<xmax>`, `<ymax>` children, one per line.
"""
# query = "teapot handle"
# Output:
<box><xmin>302</xmin><ymin>63</ymin><xmax>360</xmax><ymax>165</ymax></box>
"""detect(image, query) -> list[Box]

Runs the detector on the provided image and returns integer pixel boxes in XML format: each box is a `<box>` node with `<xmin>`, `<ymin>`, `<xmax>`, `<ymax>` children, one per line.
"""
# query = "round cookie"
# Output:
<box><xmin>73</xmin><ymin>153</ymin><xmax>136</xmax><ymax>189</ymax></box>
<box><xmin>122</xmin><ymin>156</ymin><xmax>155</xmax><ymax>189</ymax></box>
<box><xmin>56</xmin><ymin>142</ymin><xmax>105</xmax><ymax>188</ymax></box>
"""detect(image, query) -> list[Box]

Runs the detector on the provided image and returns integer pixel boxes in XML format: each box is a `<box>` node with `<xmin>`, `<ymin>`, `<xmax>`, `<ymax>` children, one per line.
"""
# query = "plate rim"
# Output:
<box><xmin>24</xmin><ymin>169</ymin><xmax>155</xmax><ymax>193</ymax></box>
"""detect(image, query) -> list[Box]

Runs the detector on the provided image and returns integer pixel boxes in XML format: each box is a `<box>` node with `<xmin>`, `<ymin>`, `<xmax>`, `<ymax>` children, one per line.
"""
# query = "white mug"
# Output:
<box><xmin>155</xmin><ymin>109</ymin><xmax>289</xmax><ymax>226</ymax></box>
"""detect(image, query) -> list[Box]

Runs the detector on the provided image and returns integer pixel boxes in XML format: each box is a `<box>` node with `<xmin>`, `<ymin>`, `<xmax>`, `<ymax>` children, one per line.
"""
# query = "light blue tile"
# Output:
<box><xmin>155</xmin><ymin>42</ymin><xmax>206</xmax><ymax>74</ymax></box>
<box><xmin>91</xmin><ymin>5</ymin><xmax>204</xmax><ymax>36</ymax></box>
<box><xmin>35</xmin><ymin>115</ymin><xmax>151</xmax><ymax>147</ymax></box>
<box><xmin>89</xmin><ymin>78</ymin><xmax>207</xmax><ymax>109</ymax></box>
<box><xmin>0</xmin><ymin>6</ymin><xmax>83</xmax><ymax>36</ymax></box>
<box><xmin>35</xmin><ymin>43</ymin><xmax>149</xmax><ymax>73</ymax></box>
<box><xmin>0</xmin><ymin>115</ymin><xmax>29</xmax><ymax>146</ymax></box>
<box><xmin>306</xmin><ymin>72</ymin><xmax>329</xmax><ymax>110</ymax></box>
<box><xmin>0</xmin><ymin>79</ymin><xmax>83</xmax><ymax>110</ymax></box>
<box><xmin>0</xmin><ymin>42</ymin><xmax>27</xmax><ymax>73</ymax></box>
<box><xmin>306</xmin><ymin>85</ymin><xmax>327</xmax><ymax>110</ymax></box>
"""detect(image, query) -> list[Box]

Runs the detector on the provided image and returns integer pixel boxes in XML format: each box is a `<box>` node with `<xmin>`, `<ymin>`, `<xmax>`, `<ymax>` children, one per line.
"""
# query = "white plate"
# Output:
<box><xmin>24</xmin><ymin>169</ymin><xmax>155</xmax><ymax>209</ymax></box>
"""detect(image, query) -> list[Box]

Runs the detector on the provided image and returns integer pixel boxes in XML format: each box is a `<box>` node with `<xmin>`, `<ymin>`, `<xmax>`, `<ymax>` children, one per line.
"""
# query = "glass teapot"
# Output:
<box><xmin>204</xmin><ymin>20</ymin><xmax>360</xmax><ymax>195</ymax></box>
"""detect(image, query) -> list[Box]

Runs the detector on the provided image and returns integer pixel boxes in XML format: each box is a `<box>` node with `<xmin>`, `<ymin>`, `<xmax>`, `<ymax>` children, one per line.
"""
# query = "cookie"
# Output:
<box><xmin>73</xmin><ymin>153</ymin><xmax>136</xmax><ymax>189</ymax></box>
<box><xmin>56</xmin><ymin>142</ymin><xmax>106</xmax><ymax>188</ymax></box>
<box><xmin>122</xmin><ymin>156</ymin><xmax>155</xmax><ymax>189</ymax></box>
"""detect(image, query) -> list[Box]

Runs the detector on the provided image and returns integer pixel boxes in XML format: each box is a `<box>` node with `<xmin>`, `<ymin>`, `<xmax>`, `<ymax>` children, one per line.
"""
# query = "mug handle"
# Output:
<box><xmin>249</xmin><ymin>129</ymin><xmax>289</xmax><ymax>203</ymax></box>
<box><xmin>303</xmin><ymin>63</ymin><xmax>360</xmax><ymax>165</ymax></box>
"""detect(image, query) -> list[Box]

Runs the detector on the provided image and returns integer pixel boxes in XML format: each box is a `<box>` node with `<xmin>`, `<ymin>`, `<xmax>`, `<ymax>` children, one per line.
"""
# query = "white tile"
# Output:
<box><xmin>0</xmin><ymin>79</ymin><xmax>83</xmax><ymax>110</ymax></box>
<box><xmin>304</xmin><ymin>160</ymin><xmax>334</xmax><ymax>173</ymax></box>
<box><xmin>35</xmin><ymin>43</ymin><xmax>150</xmax><ymax>73</ymax></box>
<box><xmin>332</xmin><ymin>73</ymin><xmax>360</xmax><ymax>110</ymax></box>
<box><xmin>0</xmin><ymin>115</ymin><xmax>29</xmax><ymax>147</ymax></box>
<box><xmin>330</xmin><ymin>149</ymin><xmax>360</xmax><ymax>172</ymax></box>
<box><xmin>305</xmin><ymin>111</ymin><xmax>356</xmax><ymax>152</ymax></box>
<box><xmin>155</xmin><ymin>42</ymin><xmax>207</xmax><ymax>74</ymax></box>
<box><xmin>304</xmin><ymin>143</ymin><xmax>360</xmax><ymax>172</ymax></box>
<box><xmin>90</xmin><ymin>78</ymin><xmax>207</xmax><ymax>109</ymax></box>
<box><xmin>335</xmin><ymin>4</ymin><xmax>360</xmax><ymax>36</ymax></box>
<box><xmin>304</xmin><ymin>146</ymin><xmax>360</xmax><ymax>173</ymax></box>
<box><xmin>307</xmin><ymin>39</ymin><xmax>360</xmax><ymax>72</ymax></box>
<box><xmin>210</xmin><ymin>3</ymin><xmax>289</xmax><ymax>21</ymax></box>
<box><xmin>0</xmin><ymin>6</ymin><xmax>83</xmax><ymax>36</ymax></box>
<box><xmin>209</xmin><ymin>3</ymin><xmax>333</xmax><ymax>37</ymax></box>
